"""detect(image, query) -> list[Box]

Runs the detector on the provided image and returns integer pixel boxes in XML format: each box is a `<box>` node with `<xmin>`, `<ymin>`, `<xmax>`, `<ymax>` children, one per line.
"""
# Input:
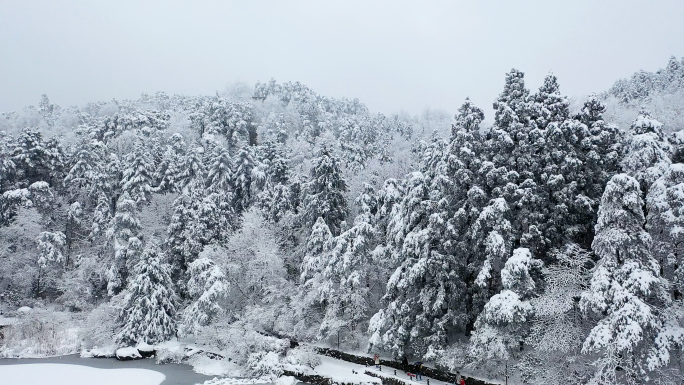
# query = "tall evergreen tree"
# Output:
<box><xmin>580</xmin><ymin>174</ymin><xmax>671</xmax><ymax>383</ymax></box>
<box><xmin>317</xmin><ymin>187</ymin><xmax>382</xmax><ymax>345</ymax></box>
<box><xmin>646</xmin><ymin>163</ymin><xmax>684</xmax><ymax>298</ymax></box>
<box><xmin>301</xmin><ymin>146</ymin><xmax>348</xmax><ymax>236</ymax></box>
<box><xmin>154</xmin><ymin>133</ymin><xmax>186</xmax><ymax>193</ymax></box>
<box><xmin>231</xmin><ymin>146</ymin><xmax>257</xmax><ymax>214</ymax></box>
<box><xmin>207</xmin><ymin>145</ymin><xmax>233</xmax><ymax>193</ymax></box>
<box><xmin>117</xmin><ymin>244</ymin><xmax>177</xmax><ymax>346</ymax></box>
<box><xmin>530</xmin><ymin>73</ymin><xmax>569</xmax><ymax>129</ymax></box>
<box><xmin>120</xmin><ymin>140</ymin><xmax>155</xmax><ymax>207</ymax></box>
<box><xmin>107</xmin><ymin>193</ymin><xmax>143</xmax><ymax>295</ymax></box>
<box><xmin>621</xmin><ymin>109</ymin><xmax>672</xmax><ymax>195</ymax></box>
<box><xmin>177</xmin><ymin>146</ymin><xmax>206</xmax><ymax>195</ymax></box>
<box><xmin>180</xmin><ymin>256</ymin><xmax>229</xmax><ymax>336</ymax></box>
<box><xmin>12</xmin><ymin>128</ymin><xmax>65</xmax><ymax>186</ymax></box>
<box><xmin>469</xmin><ymin>248</ymin><xmax>542</xmax><ymax>362</ymax></box>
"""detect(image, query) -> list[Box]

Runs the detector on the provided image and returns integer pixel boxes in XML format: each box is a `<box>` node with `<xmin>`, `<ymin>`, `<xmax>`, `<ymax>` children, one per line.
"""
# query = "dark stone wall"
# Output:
<box><xmin>315</xmin><ymin>347</ymin><xmax>490</xmax><ymax>385</ymax></box>
<box><xmin>283</xmin><ymin>370</ymin><xmax>357</xmax><ymax>385</ymax></box>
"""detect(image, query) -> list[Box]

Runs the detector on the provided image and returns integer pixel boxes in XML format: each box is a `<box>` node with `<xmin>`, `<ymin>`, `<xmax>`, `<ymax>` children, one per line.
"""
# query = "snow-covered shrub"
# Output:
<box><xmin>283</xmin><ymin>345</ymin><xmax>321</xmax><ymax>372</ymax></box>
<box><xmin>246</xmin><ymin>351</ymin><xmax>283</xmax><ymax>379</ymax></box>
<box><xmin>428</xmin><ymin>341</ymin><xmax>468</xmax><ymax>372</ymax></box>
<box><xmin>79</xmin><ymin>301</ymin><xmax>118</xmax><ymax>349</ymax></box>
<box><xmin>0</xmin><ymin>308</ymin><xmax>81</xmax><ymax>357</ymax></box>
<box><xmin>194</xmin><ymin>319</ymin><xmax>289</xmax><ymax>374</ymax></box>
<box><xmin>154</xmin><ymin>341</ymin><xmax>185</xmax><ymax>364</ymax></box>
<box><xmin>275</xmin><ymin>376</ymin><xmax>299</xmax><ymax>385</ymax></box>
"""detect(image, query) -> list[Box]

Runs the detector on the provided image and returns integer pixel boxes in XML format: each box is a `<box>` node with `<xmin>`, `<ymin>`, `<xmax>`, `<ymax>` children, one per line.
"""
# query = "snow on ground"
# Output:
<box><xmin>275</xmin><ymin>375</ymin><xmax>298</xmax><ymax>385</ymax></box>
<box><xmin>80</xmin><ymin>345</ymin><xmax>117</xmax><ymax>358</ymax></box>
<box><xmin>316</xmin><ymin>355</ymin><xmax>381</xmax><ymax>385</ymax></box>
<box><xmin>0</xmin><ymin>363</ymin><xmax>165</xmax><ymax>385</ymax></box>
<box><xmin>188</xmin><ymin>355</ymin><xmax>240</xmax><ymax>376</ymax></box>
<box><xmin>0</xmin><ymin>316</ymin><xmax>17</xmax><ymax>326</ymax></box>
<box><xmin>116</xmin><ymin>346</ymin><xmax>143</xmax><ymax>360</ymax></box>
<box><xmin>196</xmin><ymin>377</ymin><xmax>273</xmax><ymax>385</ymax></box>
<box><xmin>310</xmin><ymin>343</ymin><xmax>501</xmax><ymax>385</ymax></box>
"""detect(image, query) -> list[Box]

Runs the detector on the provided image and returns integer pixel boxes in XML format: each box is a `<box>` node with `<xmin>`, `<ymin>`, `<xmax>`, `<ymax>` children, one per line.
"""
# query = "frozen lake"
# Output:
<box><xmin>0</xmin><ymin>354</ymin><xmax>216</xmax><ymax>385</ymax></box>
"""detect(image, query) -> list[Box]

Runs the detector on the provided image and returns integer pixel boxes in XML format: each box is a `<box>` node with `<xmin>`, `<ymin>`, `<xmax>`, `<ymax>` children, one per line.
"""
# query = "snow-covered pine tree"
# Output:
<box><xmin>0</xmin><ymin>131</ymin><xmax>16</xmax><ymax>192</ymax></box>
<box><xmin>120</xmin><ymin>140</ymin><xmax>155</xmax><ymax>207</ymax></box>
<box><xmin>574</xmin><ymin>95</ymin><xmax>623</xmax><ymax>245</ymax></box>
<box><xmin>180</xmin><ymin>255</ymin><xmax>229</xmax><ymax>336</ymax></box>
<box><xmin>444</xmin><ymin>98</ymin><xmax>493</xmax><ymax>332</ymax></box>
<box><xmin>301</xmin><ymin>146</ymin><xmax>348</xmax><ymax>236</ymax></box>
<box><xmin>154</xmin><ymin>133</ymin><xmax>186</xmax><ymax>193</ymax></box>
<box><xmin>37</xmin><ymin>231</ymin><xmax>66</xmax><ymax>268</ymax></box>
<box><xmin>300</xmin><ymin>217</ymin><xmax>333</xmax><ymax>291</ymax></box>
<box><xmin>647</xmin><ymin>163</ymin><xmax>684</xmax><ymax>298</ymax></box>
<box><xmin>34</xmin><ymin>230</ymin><xmax>67</xmax><ymax>297</ymax></box>
<box><xmin>473</xmin><ymin>198</ymin><xmax>513</xmax><ymax>293</ymax></box>
<box><xmin>256</xmin><ymin>141</ymin><xmax>294</xmax><ymax>222</ymax></box>
<box><xmin>207</xmin><ymin>145</ymin><xmax>233</xmax><ymax>193</ymax></box>
<box><xmin>107</xmin><ymin>193</ymin><xmax>143</xmax><ymax>295</ymax></box>
<box><xmin>369</xmin><ymin>160</ymin><xmax>460</xmax><ymax>357</ymax></box>
<box><xmin>12</xmin><ymin>128</ymin><xmax>65</xmax><ymax>186</ymax></box>
<box><xmin>63</xmin><ymin>138</ymin><xmax>107</xmax><ymax>199</ymax></box>
<box><xmin>166</xmin><ymin>194</ymin><xmax>204</xmax><ymax>277</ymax></box>
<box><xmin>621</xmin><ymin>109</ymin><xmax>672</xmax><ymax>195</ymax></box>
<box><xmin>177</xmin><ymin>146</ymin><xmax>206</xmax><ymax>195</ymax></box>
<box><xmin>493</xmin><ymin>69</ymin><xmax>530</xmax><ymax>131</ymax></box>
<box><xmin>117</xmin><ymin>244</ymin><xmax>177</xmax><ymax>346</ymax></box>
<box><xmin>231</xmin><ymin>146</ymin><xmax>257</xmax><ymax>214</ymax></box>
<box><xmin>580</xmin><ymin>173</ymin><xmax>672</xmax><ymax>383</ymax></box>
<box><xmin>469</xmin><ymin>248</ymin><xmax>542</xmax><ymax>363</ymax></box>
<box><xmin>317</xmin><ymin>187</ymin><xmax>382</xmax><ymax>346</ymax></box>
<box><xmin>530</xmin><ymin>73</ymin><xmax>569</xmax><ymax>130</ymax></box>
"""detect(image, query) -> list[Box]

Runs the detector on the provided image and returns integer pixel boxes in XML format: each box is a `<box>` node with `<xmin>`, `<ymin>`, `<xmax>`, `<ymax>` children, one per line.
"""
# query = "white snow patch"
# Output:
<box><xmin>275</xmin><ymin>375</ymin><xmax>299</xmax><ymax>385</ymax></box>
<box><xmin>197</xmin><ymin>377</ymin><xmax>273</xmax><ymax>385</ymax></box>
<box><xmin>136</xmin><ymin>342</ymin><xmax>156</xmax><ymax>353</ymax></box>
<box><xmin>316</xmin><ymin>356</ymin><xmax>381</xmax><ymax>385</ymax></box>
<box><xmin>188</xmin><ymin>355</ymin><xmax>239</xmax><ymax>376</ymax></box>
<box><xmin>0</xmin><ymin>363</ymin><xmax>164</xmax><ymax>385</ymax></box>
<box><xmin>80</xmin><ymin>345</ymin><xmax>117</xmax><ymax>358</ymax></box>
<box><xmin>116</xmin><ymin>347</ymin><xmax>142</xmax><ymax>360</ymax></box>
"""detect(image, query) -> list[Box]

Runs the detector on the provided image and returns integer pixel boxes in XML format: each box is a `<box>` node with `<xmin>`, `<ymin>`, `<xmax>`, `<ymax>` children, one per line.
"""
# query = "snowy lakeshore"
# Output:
<box><xmin>0</xmin><ymin>354</ymin><xmax>215</xmax><ymax>385</ymax></box>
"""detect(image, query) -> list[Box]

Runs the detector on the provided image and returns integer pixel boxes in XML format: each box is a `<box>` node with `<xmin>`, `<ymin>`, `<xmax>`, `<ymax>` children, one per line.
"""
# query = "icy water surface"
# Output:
<box><xmin>0</xmin><ymin>354</ymin><xmax>215</xmax><ymax>385</ymax></box>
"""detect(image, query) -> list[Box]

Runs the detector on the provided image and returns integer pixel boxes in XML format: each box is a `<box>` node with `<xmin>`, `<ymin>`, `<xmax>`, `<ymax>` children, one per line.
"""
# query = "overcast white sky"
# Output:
<box><xmin>1</xmin><ymin>0</ymin><xmax>683</xmax><ymax>118</ymax></box>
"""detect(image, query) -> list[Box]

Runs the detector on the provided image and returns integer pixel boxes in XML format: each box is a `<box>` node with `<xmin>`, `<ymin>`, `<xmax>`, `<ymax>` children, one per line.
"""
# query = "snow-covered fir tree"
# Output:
<box><xmin>301</xmin><ymin>146</ymin><xmax>349</xmax><ymax>236</ymax></box>
<box><xmin>117</xmin><ymin>244</ymin><xmax>177</xmax><ymax>346</ymax></box>
<box><xmin>621</xmin><ymin>109</ymin><xmax>672</xmax><ymax>195</ymax></box>
<box><xmin>469</xmin><ymin>248</ymin><xmax>542</xmax><ymax>363</ymax></box>
<box><xmin>180</xmin><ymin>255</ymin><xmax>229</xmax><ymax>336</ymax></box>
<box><xmin>580</xmin><ymin>174</ymin><xmax>672</xmax><ymax>383</ymax></box>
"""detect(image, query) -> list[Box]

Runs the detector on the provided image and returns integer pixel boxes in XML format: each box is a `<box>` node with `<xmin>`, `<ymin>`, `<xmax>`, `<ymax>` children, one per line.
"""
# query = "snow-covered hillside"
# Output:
<box><xmin>2</xmin><ymin>59</ymin><xmax>684</xmax><ymax>384</ymax></box>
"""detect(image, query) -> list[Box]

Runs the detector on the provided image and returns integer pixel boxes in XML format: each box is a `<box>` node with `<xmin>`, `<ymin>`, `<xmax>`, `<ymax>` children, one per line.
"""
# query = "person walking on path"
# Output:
<box><xmin>374</xmin><ymin>354</ymin><xmax>380</xmax><ymax>370</ymax></box>
<box><xmin>415</xmin><ymin>362</ymin><xmax>423</xmax><ymax>380</ymax></box>
<box><xmin>459</xmin><ymin>377</ymin><xmax>465</xmax><ymax>385</ymax></box>
<box><xmin>402</xmin><ymin>355</ymin><xmax>409</xmax><ymax>372</ymax></box>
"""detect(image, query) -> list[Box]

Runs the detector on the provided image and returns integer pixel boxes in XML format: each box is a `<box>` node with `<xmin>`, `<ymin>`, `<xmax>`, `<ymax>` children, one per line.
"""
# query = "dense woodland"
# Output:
<box><xmin>2</xmin><ymin>57</ymin><xmax>684</xmax><ymax>384</ymax></box>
